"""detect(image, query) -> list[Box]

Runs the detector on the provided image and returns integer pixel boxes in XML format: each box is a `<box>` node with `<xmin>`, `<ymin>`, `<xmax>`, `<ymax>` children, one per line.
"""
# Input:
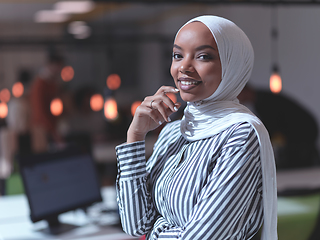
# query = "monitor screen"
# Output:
<box><xmin>19</xmin><ymin>149</ymin><xmax>102</xmax><ymax>223</ymax></box>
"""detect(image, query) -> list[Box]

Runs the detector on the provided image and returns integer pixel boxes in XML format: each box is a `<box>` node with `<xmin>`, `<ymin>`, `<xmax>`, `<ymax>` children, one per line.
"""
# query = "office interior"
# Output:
<box><xmin>0</xmin><ymin>0</ymin><xmax>320</xmax><ymax>240</ymax></box>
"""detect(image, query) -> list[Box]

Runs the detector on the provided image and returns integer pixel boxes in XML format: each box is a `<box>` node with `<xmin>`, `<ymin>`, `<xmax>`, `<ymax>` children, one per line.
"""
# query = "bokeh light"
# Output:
<box><xmin>90</xmin><ymin>93</ymin><xmax>104</xmax><ymax>111</ymax></box>
<box><xmin>104</xmin><ymin>98</ymin><xmax>118</xmax><ymax>120</ymax></box>
<box><xmin>12</xmin><ymin>82</ymin><xmax>24</xmax><ymax>98</ymax></box>
<box><xmin>61</xmin><ymin>66</ymin><xmax>74</xmax><ymax>82</ymax></box>
<box><xmin>166</xmin><ymin>92</ymin><xmax>177</xmax><ymax>103</ymax></box>
<box><xmin>50</xmin><ymin>98</ymin><xmax>63</xmax><ymax>116</ymax></box>
<box><xmin>131</xmin><ymin>101</ymin><xmax>141</xmax><ymax>116</ymax></box>
<box><xmin>0</xmin><ymin>102</ymin><xmax>8</xmax><ymax>118</ymax></box>
<box><xmin>0</xmin><ymin>88</ymin><xmax>11</xmax><ymax>103</ymax></box>
<box><xmin>270</xmin><ymin>73</ymin><xmax>282</xmax><ymax>94</ymax></box>
<box><xmin>106</xmin><ymin>74</ymin><xmax>121</xmax><ymax>90</ymax></box>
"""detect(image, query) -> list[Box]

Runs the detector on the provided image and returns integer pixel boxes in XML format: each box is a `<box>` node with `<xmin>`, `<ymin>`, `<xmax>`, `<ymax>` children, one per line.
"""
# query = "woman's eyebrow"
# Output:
<box><xmin>173</xmin><ymin>44</ymin><xmax>182</xmax><ymax>50</ymax></box>
<box><xmin>173</xmin><ymin>44</ymin><xmax>216</xmax><ymax>51</ymax></box>
<box><xmin>195</xmin><ymin>45</ymin><xmax>216</xmax><ymax>51</ymax></box>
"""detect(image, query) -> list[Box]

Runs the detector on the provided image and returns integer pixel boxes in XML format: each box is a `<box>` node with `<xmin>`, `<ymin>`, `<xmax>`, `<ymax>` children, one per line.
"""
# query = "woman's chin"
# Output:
<box><xmin>180</xmin><ymin>93</ymin><xmax>202</xmax><ymax>103</ymax></box>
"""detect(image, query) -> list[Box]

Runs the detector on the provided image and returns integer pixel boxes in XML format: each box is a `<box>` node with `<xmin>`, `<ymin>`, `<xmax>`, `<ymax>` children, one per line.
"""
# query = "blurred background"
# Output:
<box><xmin>0</xmin><ymin>0</ymin><xmax>320</xmax><ymax>240</ymax></box>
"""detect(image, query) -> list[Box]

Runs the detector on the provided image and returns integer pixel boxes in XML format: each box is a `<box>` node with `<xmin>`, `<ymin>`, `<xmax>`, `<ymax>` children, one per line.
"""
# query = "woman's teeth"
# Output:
<box><xmin>180</xmin><ymin>80</ymin><xmax>199</xmax><ymax>85</ymax></box>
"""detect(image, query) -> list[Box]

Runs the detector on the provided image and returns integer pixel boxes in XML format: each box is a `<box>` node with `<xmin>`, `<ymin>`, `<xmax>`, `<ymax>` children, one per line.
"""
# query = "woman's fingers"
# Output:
<box><xmin>144</xmin><ymin>86</ymin><xmax>180</xmax><ymax>120</ymax></box>
<box><xmin>138</xmin><ymin>105</ymin><xmax>165</xmax><ymax>125</ymax></box>
<box><xmin>136</xmin><ymin>86</ymin><xmax>181</xmax><ymax>127</ymax></box>
<box><xmin>144</xmin><ymin>97</ymin><xmax>179</xmax><ymax>122</ymax></box>
<box><xmin>155</xmin><ymin>86</ymin><xmax>180</xmax><ymax>112</ymax></box>
<box><xmin>127</xmin><ymin>86</ymin><xmax>180</xmax><ymax>143</ymax></box>
<box><xmin>149</xmin><ymin>100</ymin><xmax>170</xmax><ymax>122</ymax></box>
<box><xmin>155</xmin><ymin>86</ymin><xmax>179</xmax><ymax>95</ymax></box>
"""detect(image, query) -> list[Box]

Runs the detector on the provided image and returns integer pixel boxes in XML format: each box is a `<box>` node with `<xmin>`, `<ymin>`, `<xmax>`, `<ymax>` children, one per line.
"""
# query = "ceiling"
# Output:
<box><xmin>0</xmin><ymin>0</ymin><xmax>319</xmax><ymax>23</ymax></box>
<box><xmin>0</xmin><ymin>0</ymin><xmax>319</xmax><ymax>46</ymax></box>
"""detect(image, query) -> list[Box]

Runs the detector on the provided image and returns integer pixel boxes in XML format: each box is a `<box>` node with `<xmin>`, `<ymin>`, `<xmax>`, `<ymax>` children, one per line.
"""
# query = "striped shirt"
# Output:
<box><xmin>116</xmin><ymin>120</ymin><xmax>263</xmax><ymax>240</ymax></box>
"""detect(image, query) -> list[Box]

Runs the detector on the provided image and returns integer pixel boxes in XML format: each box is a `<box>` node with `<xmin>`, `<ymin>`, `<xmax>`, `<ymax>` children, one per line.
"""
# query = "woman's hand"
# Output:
<box><xmin>127</xmin><ymin>86</ymin><xmax>181</xmax><ymax>143</ymax></box>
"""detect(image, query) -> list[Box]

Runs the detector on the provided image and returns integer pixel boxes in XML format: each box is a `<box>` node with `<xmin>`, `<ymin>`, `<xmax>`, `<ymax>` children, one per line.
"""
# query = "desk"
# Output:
<box><xmin>0</xmin><ymin>187</ymin><xmax>138</xmax><ymax>240</ymax></box>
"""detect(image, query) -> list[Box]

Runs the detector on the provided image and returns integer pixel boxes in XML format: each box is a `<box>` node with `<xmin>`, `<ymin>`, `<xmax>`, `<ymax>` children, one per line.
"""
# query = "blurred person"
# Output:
<box><xmin>238</xmin><ymin>84</ymin><xmax>320</xmax><ymax>170</ymax></box>
<box><xmin>7</xmin><ymin>69</ymin><xmax>33</xmax><ymax>155</ymax></box>
<box><xmin>0</xmin><ymin>124</ymin><xmax>16</xmax><ymax>195</ymax></box>
<box><xmin>29</xmin><ymin>54</ymin><xmax>64</xmax><ymax>153</ymax></box>
<box><xmin>115</xmin><ymin>16</ymin><xmax>277</xmax><ymax>240</ymax></box>
<box><xmin>0</xmin><ymin>70</ymin><xmax>33</xmax><ymax>195</ymax></box>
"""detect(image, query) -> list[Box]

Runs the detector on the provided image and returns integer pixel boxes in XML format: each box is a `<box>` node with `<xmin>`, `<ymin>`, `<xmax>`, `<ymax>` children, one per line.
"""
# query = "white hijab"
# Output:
<box><xmin>178</xmin><ymin>16</ymin><xmax>278</xmax><ymax>240</ymax></box>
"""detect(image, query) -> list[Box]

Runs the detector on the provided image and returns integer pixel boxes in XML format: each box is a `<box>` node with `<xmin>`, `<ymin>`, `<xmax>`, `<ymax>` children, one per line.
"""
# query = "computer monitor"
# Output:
<box><xmin>18</xmin><ymin>148</ymin><xmax>103</xmax><ymax>234</ymax></box>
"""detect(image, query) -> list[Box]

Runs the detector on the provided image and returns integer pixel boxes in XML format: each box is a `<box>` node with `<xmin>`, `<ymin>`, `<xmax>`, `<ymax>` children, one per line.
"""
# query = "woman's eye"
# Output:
<box><xmin>198</xmin><ymin>54</ymin><xmax>212</xmax><ymax>60</ymax></box>
<box><xmin>172</xmin><ymin>53</ymin><xmax>182</xmax><ymax>59</ymax></box>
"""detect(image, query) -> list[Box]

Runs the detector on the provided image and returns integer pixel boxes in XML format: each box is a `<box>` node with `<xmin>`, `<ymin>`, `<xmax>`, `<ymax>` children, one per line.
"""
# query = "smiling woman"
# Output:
<box><xmin>115</xmin><ymin>15</ymin><xmax>277</xmax><ymax>240</ymax></box>
<box><xmin>171</xmin><ymin>21</ymin><xmax>222</xmax><ymax>102</ymax></box>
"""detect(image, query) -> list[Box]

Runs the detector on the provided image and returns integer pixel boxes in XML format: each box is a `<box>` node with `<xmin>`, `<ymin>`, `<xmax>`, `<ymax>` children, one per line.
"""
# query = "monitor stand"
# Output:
<box><xmin>42</xmin><ymin>216</ymin><xmax>78</xmax><ymax>235</ymax></box>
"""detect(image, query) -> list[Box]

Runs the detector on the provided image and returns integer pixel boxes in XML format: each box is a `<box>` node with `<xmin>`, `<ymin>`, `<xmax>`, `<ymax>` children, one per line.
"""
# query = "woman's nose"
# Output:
<box><xmin>179</xmin><ymin>58</ymin><xmax>194</xmax><ymax>73</ymax></box>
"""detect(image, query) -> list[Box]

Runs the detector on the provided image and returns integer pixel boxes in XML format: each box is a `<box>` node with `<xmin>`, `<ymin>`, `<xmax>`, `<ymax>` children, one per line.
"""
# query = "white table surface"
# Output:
<box><xmin>0</xmin><ymin>187</ymin><xmax>138</xmax><ymax>240</ymax></box>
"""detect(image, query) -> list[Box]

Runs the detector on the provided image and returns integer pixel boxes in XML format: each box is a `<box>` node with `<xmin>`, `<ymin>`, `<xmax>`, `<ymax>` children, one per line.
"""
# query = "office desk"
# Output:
<box><xmin>0</xmin><ymin>187</ymin><xmax>138</xmax><ymax>240</ymax></box>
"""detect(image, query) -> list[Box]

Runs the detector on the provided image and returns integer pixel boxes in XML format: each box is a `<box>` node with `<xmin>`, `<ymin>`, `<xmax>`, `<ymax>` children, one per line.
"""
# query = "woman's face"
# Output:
<box><xmin>170</xmin><ymin>21</ymin><xmax>222</xmax><ymax>102</ymax></box>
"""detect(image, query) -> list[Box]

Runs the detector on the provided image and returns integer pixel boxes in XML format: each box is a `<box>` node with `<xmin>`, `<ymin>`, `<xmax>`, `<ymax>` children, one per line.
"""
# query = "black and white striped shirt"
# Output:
<box><xmin>116</xmin><ymin>120</ymin><xmax>263</xmax><ymax>240</ymax></box>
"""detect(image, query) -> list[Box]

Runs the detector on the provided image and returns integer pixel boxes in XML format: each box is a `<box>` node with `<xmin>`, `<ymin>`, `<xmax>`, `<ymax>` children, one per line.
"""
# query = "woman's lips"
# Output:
<box><xmin>178</xmin><ymin>79</ymin><xmax>201</xmax><ymax>91</ymax></box>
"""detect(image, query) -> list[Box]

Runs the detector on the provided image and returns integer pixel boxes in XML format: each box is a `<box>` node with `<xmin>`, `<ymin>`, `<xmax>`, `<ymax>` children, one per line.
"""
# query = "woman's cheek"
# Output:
<box><xmin>170</xmin><ymin>64</ymin><xmax>176</xmax><ymax>79</ymax></box>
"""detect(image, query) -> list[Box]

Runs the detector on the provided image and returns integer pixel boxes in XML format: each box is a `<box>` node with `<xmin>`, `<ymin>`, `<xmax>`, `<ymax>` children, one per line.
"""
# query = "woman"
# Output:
<box><xmin>116</xmin><ymin>15</ymin><xmax>277</xmax><ymax>240</ymax></box>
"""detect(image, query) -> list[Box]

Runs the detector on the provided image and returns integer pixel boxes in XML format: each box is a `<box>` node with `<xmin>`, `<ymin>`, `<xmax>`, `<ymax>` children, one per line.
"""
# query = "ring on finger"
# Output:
<box><xmin>150</xmin><ymin>100</ymin><xmax>155</xmax><ymax>109</ymax></box>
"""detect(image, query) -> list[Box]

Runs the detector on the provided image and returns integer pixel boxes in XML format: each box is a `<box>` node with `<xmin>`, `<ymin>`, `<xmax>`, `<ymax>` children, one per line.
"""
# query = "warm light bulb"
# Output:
<box><xmin>0</xmin><ymin>102</ymin><xmax>8</xmax><ymax>118</ymax></box>
<box><xmin>90</xmin><ymin>94</ymin><xmax>104</xmax><ymax>111</ymax></box>
<box><xmin>131</xmin><ymin>101</ymin><xmax>142</xmax><ymax>116</ymax></box>
<box><xmin>50</xmin><ymin>98</ymin><xmax>63</xmax><ymax>116</ymax></box>
<box><xmin>34</xmin><ymin>10</ymin><xmax>70</xmax><ymax>23</ymax></box>
<box><xmin>12</xmin><ymin>82</ymin><xmax>24</xmax><ymax>98</ymax></box>
<box><xmin>104</xmin><ymin>98</ymin><xmax>118</xmax><ymax>120</ymax></box>
<box><xmin>54</xmin><ymin>1</ymin><xmax>95</xmax><ymax>14</ymax></box>
<box><xmin>270</xmin><ymin>72</ymin><xmax>282</xmax><ymax>94</ymax></box>
<box><xmin>106</xmin><ymin>74</ymin><xmax>121</xmax><ymax>90</ymax></box>
<box><xmin>61</xmin><ymin>66</ymin><xmax>74</xmax><ymax>82</ymax></box>
<box><xmin>0</xmin><ymin>88</ymin><xmax>11</xmax><ymax>103</ymax></box>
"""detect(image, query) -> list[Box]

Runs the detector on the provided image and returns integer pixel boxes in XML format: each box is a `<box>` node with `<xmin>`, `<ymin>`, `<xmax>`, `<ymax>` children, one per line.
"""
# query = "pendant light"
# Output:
<box><xmin>270</xmin><ymin>6</ymin><xmax>282</xmax><ymax>94</ymax></box>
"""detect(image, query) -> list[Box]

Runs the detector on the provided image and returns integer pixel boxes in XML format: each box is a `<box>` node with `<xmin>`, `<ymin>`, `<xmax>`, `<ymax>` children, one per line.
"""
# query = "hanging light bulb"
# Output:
<box><xmin>50</xmin><ymin>98</ymin><xmax>63</xmax><ymax>116</ymax></box>
<box><xmin>106</xmin><ymin>74</ymin><xmax>121</xmax><ymax>90</ymax></box>
<box><xmin>104</xmin><ymin>97</ymin><xmax>118</xmax><ymax>120</ymax></box>
<box><xmin>0</xmin><ymin>102</ymin><xmax>8</xmax><ymax>118</ymax></box>
<box><xmin>90</xmin><ymin>93</ymin><xmax>104</xmax><ymax>111</ymax></box>
<box><xmin>61</xmin><ymin>66</ymin><xmax>74</xmax><ymax>82</ymax></box>
<box><xmin>269</xmin><ymin>7</ymin><xmax>282</xmax><ymax>94</ymax></box>
<box><xmin>12</xmin><ymin>82</ymin><xmax>24</xmax><ymax>98</ymax></box>
<box><xmin>270</xmin><ymin>65</ymin><xmax>282</xmax><ymax>94</ymax></box>
<box><xmin>0</xmin><ymin>88</ymin><xmax>11</xmax><ymax>103</ymax></box>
